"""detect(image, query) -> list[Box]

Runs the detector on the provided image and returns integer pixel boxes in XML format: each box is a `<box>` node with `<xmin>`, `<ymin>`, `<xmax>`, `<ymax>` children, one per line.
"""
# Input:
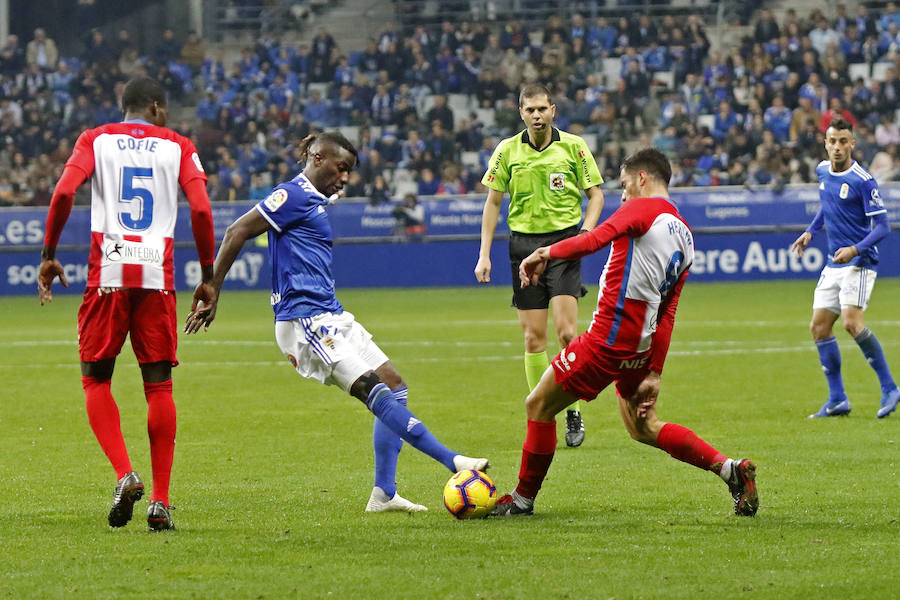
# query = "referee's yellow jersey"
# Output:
<box><xmin>481</xmin><ymin>127</ymin><xmax>602</xmax><ymax>234</ymax></box>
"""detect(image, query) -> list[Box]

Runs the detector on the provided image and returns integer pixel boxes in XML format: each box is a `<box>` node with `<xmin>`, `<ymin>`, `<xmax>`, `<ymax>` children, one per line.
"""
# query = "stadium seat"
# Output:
<box><xmin>338</xmin><ymin>126</ymin><xmax>360</xmax><ymax>143</ymax></box>
<box><xmin>848</xmin><ymin>63</ymin><xmax>870</xmax><ymax>84</ymax></box>
<box><xmin>392</xmin><ymin>168</ymin><xmax>413</xmax><ymax>183</ymax></box>
<box><xmin>394</xmin><ymin>181</ymin><xmax>418</xmax><ymax>197</ymax></box>
<box><xmin>580</xmin><ymin>133</ymin><xmax>598</xmax><ymax>153</ymax></box>
<box><xmin>871</xmin><ymin>62</ymin><xmax>890</xmax><ymax>82</ymax></box>
<box><xmin>450</xmin><ymin>106</ymin><xmax>470</xmax><ymax>128</ymax></box>
<box><xmin>307</xmin><ymin>82</ymin><xmax>328</xmax><ymax>97</ymax></box>
<box><xmin>474</xmin><ymin>108</ymin><xmax>496</xmax><ymax>128</ymax></box>
<box><xmin>447</xmin><ymin>94</ymin><xmax>471</xmax><ymax>113</ymax></box>
<box><xmin>460</xmin><ymin>151</ymin><xmax>480</xmax><ymax>168</ymax></box>
<box><xmin>652</xmin><ymin>71</ymin><xmax>674</xmax><ymax>89</ymax></box>
<box><xmin>603</xmin><ymin>58</ymin><xmax>621</xmax><ymax>88</ymax></box>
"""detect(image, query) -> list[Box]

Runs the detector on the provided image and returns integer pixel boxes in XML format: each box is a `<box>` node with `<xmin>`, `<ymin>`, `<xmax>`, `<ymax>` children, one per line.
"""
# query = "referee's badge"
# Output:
<box><xmin>839</xmin><ymin>183</ymin><xmax>849</xmax><ymax>199</ymax></box>
<box><xmin>549</xmin><ymin>173</ymin><xmax>565</xmax><ymax>191</ymax></box>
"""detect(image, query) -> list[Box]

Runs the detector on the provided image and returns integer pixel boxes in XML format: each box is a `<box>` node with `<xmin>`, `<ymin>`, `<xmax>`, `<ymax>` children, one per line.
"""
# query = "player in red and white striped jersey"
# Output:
<box><xmin>491</xmin><ymin>148</ymin><xmax>759</xmax><ymax>518</ymax></box>
<box><xmin>38</xmin><ymin>77</ymin><xmax>216</xmax><ymax>531</ymax></box>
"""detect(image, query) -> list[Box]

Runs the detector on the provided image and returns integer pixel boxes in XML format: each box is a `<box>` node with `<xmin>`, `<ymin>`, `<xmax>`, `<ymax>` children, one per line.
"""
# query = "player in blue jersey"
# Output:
<box><xmin>184</xmin><ymin>131</ymin><xmax>489</xmax><ymax>511</ymax></box>
<box><xmin>791</xmin><ymin>118</ymin><xmax>900</xmax><ymax>419</ymax></box>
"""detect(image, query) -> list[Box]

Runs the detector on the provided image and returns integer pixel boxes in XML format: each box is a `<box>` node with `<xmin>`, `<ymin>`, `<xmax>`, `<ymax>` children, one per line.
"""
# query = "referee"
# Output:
<box><xmin>475</xmin><ymin>83</ymin><xmax>605</xmax><ymax>447</ymax></box>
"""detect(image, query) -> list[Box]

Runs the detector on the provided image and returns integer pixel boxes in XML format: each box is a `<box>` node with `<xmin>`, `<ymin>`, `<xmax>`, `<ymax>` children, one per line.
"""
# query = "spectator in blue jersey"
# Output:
<box><xmin>712</xmin><ymin>101</ymin><xmax>739</xmax><ymax>143</ymax></box>
<box><xmin>790</xmin><ymin>118</ymin><xmax>900</xmax><ymax>419</ymax></box>
<box><xmin>302</xmin><ymin>89</ymin><xmax>329</xmax><ymax>128</ymax></box>
<box><xmin>763</xmin><ymin>95</ymin><xmax>792</xmax><ymax>142</ymax></box>
<box><xmin>184</xmin><ymin>131</ymin><xmax>490</xmax><ymax>511</ymax></box>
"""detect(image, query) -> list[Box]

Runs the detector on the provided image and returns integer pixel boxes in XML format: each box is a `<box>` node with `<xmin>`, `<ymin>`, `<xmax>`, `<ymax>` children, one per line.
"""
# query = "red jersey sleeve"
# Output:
<box><xmin>65</xmin><ymin>129</ymin><xmax>98</xmax><ymax>177</ymax></box>
<box><xmin>44</xmin><ymin>164</ymin><xmax>89</xmax><ymax>248</ymax></box>
<box><xmin>648</xmin><ymin>269</ymin><xmax>689</xmax><ymax>374</ymax></box>
<box><xmin>548</xmin><ymin>199</ymin><xmax>658</xmax><ymax>261</ymax></box>
<box><xmin>182</xmin><ymin>177</ymin><xmax>215</xmax><ymax>266</ymax></box>
<box><xmin>177</xmin><ymin>136</ymin><xmax>207</xmax><ymax>187</ymax></box>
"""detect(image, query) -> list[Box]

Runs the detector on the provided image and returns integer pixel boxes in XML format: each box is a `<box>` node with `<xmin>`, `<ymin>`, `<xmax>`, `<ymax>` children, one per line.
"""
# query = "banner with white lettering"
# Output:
<box><xmin>3</xmin><ymin>184</ymin><xmax>899</xmax><ymax>294</ymax></box>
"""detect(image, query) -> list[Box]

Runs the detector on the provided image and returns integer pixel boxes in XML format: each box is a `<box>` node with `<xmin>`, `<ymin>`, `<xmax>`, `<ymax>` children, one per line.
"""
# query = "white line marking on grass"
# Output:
<box><xmin>11</xmin><ymin>340</ymin><xmax>900</xmax><ymax>371</ymax></box>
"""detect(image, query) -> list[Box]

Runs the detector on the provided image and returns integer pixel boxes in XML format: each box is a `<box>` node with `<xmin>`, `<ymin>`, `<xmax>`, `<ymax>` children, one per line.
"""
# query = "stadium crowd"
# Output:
<box><xmin>2</xmin><ymin>2</ymin><xmax>900</xmax><ymax>207</ymax></box>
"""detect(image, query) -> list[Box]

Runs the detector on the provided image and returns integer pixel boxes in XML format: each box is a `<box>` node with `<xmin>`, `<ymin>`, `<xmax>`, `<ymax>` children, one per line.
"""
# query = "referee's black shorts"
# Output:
<box><xmin>508</xmin><ymin>225</ymin><xmax>587</xmax><ymax>310</ymax></box>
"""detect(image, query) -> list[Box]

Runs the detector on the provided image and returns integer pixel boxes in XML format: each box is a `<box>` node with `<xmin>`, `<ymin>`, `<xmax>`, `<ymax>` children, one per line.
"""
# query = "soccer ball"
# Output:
<box><xmin>443</xmin><ymin>469</ymin><xmax>498</xmax><ymax>519</ymax></box>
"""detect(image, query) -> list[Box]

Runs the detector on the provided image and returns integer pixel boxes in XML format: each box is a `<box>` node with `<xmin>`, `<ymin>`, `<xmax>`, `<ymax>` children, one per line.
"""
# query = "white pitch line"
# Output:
<box><xmin>4</xmin><ymin>337</ymin><xmax>900</xmax><ymax>349</ymax></box>
<box><xmin>9</xmin><ymin>341</ymin><xmax>900</xmax><ymax>371</ymax></box>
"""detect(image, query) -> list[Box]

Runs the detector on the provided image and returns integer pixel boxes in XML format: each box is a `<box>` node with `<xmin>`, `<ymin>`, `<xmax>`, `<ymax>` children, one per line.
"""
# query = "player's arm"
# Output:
<box><xmin>835</xmin><ymin>180</ymin><xmax>890</xmax><ymax>264</ymax></box>
<box><xmin>182</xmin><ymin>177</ymin><xmax>217</xmax><ymax>319</ymax></box>
<box><xmin>648</xmin><ymin>269</ymin><xmax>688</xmax><ymax>375</ymax></box>
<box><xmin>834</xmin><ymin>211</ymin><xmax>890</xmax><ymax>264</ymax></box>
<box><xmin>790</xmin><ymin>208</ymin><xmax>824</xmax><ymax>257</ymax></box>
<box><xmin>576</xmin><ymin>138</ymin><xmax>604</xmax><ymax>231</ymax></box>
<box><xmin>632</xmin><ymin>269</ymin><xmax>689</xmax><ymax>417</ymax></box>
<box><xmin>581</xmin><ymin>185</ymin><xmax>605</xmax><ymax>231</ymax></box>
<box><xmin>39</xmin><ymin>164</ymin><xmax>88</xmax><ymax>305</ymax></box>
<box><xmin>184</xmin><ymin>207</ymin><xmax>270</xmax><ymax>333</ymax></box>
<box><xmin>474</xmin><ymin>187</ymin><xmax>504</xmax><ymax>283</ymax></box>
<box><xmin>519</xmin><ymin>204</ymin><xmax>628</xmax><ymax>287</ymax></box>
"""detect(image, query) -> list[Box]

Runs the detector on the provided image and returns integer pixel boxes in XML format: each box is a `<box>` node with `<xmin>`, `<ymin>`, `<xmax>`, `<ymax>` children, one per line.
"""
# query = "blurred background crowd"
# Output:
<box><xmin>2</xmin><ymin>0</ymin><xmax>900</xmax><ymax>208</ymax></box>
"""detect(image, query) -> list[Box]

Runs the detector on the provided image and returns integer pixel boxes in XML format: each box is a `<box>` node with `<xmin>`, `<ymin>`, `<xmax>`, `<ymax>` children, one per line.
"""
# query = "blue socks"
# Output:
<box><xmin>816</xmin><ymin>336</ymin><xmax>846</xmax><ymax>402</ymax></box>
<box><xmin>372</xmin><ymin>386</ymin><xmax>407</xmax><ymax>497</ymax></box>
<box><xmin>854</xmin><ymin>328</ymin><xmax>897</xmax><ymax>394</ymax></box>
<box><xmin>366</xmin><ymin>384</ymin><xmax>456</xmax><ymax>471</ymax></box>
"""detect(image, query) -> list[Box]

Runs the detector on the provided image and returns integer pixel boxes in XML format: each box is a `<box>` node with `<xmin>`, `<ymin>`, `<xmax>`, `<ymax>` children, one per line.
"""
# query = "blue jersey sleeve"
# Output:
<box><xmin>860</xmin><ymin>178</ymin><xmax>887</xmax><ymax>217</ymax></box>
<box><xmin>255</xmin><ymin>184</ymin><xmax>318</xmax><ymax>232</ymax></box>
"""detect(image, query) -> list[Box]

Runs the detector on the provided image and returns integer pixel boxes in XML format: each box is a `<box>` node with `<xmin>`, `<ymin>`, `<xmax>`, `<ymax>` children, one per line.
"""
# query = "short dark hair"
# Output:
<box><xmin>828</xmin><ymin>117</ymin><xmax>854</xmax><ymax>133</ymax></box>
<box><xmin>622</xmin><ymin>147</ymin><xmax>672</xmax><ymax>185</ymax></box>
<box><xmin>519</xmin><ymin>83</ymin><xmax>552</xmax><ymax>107</ymax></box>
<box><xmin>121</xmin><ymin>77</ymin><xmax>166</xmax><ymax>113</ymax></box>
<box><xmin>298</xmin><ymin>131</ymin><xmax>358</xmax><ymax>164</ymax></box>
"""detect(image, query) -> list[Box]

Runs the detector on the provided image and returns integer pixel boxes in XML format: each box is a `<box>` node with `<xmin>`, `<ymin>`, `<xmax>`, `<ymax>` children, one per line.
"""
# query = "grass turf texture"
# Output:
<box><xmin>2</xmin><ymin>280</ymin><xmax>899</xmax><ymax>599</ymax></box>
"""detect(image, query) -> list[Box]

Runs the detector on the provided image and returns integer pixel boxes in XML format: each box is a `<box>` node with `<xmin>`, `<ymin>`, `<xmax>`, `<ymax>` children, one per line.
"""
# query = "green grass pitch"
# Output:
<box><xmin>2</xmin><ymin>280</ymin><xmax>899</xmax><ymax>598</ymax></box>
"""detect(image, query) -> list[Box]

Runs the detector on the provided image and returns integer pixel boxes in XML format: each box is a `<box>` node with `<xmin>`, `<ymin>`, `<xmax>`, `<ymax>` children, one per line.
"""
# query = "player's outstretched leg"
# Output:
<box><xmin>491</xmin><ymin>419</ymin><xmax>556</xmax><ymax>516</ymax></box>
<box><xmin>853</xmin><ymin>328</ymin><xmax>900</xmax><ymax>418</ymax></box>
<box><xmin>810</xmin><ymin>337</ymin><xmax>851</xmax><ymax>418</ymax></box>
<box><xmin>719</xmin><ymin>458</ymin><xmax>759</xmax><ymax>517</ymax></box>
<box><xmin>365</xmin><ymin>383</ymin><xmax>489</xmax><ymax>473</ymax></box>
<box><xmin>656</xmin><ymin>423</ymin><xmax>758</xmax><ymax>516</ymax></box>
<box><xmin>367</xmin><ymin>386</ymin><xmax>427</xmax><ymax>513</ymax></box>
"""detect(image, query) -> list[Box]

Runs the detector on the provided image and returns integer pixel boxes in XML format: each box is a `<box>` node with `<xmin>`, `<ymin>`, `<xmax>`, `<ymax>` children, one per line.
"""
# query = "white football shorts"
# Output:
<box><xmin>813</xmin><ymin>265</ymin><xmax>877</xmax><ymax>312</ymax></box>
<box><xmin>274</xmin><ymin>311</ymin><xmax>389</xmax><ymax>392</ymax></box>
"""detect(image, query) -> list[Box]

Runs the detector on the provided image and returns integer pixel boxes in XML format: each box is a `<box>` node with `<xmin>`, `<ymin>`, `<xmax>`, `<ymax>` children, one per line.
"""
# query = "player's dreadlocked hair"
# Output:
<box><xmin>121</xmin><ymin>76</ymin><xmax>166</xmax><ymax>113</ymax></box>
<box><xmin>297</xmin><ymin>131</ymin><xmax>358</xmax><ymax>164</ymax></box>
<box><xmin>622</xmin><ymin>148</ymin><xmax>672</xmax><ymax>186</ymax></box>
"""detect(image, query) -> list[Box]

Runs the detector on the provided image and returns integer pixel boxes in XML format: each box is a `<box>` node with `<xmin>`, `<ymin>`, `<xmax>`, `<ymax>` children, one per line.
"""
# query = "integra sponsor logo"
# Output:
<box><xmin>103</xmin><ymin>240</ymin><xmax>163</xmax><ymax>265</ymax></box>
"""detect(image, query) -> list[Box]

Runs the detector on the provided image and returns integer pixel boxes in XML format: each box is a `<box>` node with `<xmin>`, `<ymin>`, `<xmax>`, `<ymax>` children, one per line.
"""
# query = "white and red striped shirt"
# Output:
<box><xmin>550</xmin><ymin>196</ymin><xmax>694</xmax><ymax>373</ymax></box>
<box><xmin>62</xmin><ymin>120</ymin><xmax>208</xmax><ymax>289</ymax></box>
